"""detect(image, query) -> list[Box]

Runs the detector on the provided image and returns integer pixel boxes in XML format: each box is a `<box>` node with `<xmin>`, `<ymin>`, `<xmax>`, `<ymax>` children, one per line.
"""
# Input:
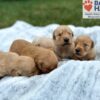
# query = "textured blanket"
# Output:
<box><xmin>0</xmin><ymin>21</ymin><xmax>100</xmax><ymax>100</ymax></box>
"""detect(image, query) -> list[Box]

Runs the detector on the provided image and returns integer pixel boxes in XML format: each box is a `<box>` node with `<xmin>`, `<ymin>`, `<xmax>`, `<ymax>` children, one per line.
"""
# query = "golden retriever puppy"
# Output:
<box><xmin>53</xmin><ymin>25</ymin><xmax>75</xmax><ymax>60</ymax></box>
<box><xmin>10</xmin><ymin>39</ymin><xmax>58</xmax><ymax>73</ymax></box>
<box><xmin>32</xmin><ymin>37</ymin><xmax>55</xmax><ymax>51</ymax></box>
<box><xmin>72</xmin><ymin>35</ymin><xmax>96</xmax><ymax>60</ymax></box>
<box><xmin>0</xmin><ymin>51</ymin><xmax>39</xmax><ymax>78</ymax></box>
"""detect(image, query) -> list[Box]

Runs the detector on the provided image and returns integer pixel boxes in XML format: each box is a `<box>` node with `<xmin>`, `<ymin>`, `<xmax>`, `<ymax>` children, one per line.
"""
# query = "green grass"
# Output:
<box><xmin>0</xmin><ymin>0</ymin><xmax>100</xmax><ymax>28</ymax></box>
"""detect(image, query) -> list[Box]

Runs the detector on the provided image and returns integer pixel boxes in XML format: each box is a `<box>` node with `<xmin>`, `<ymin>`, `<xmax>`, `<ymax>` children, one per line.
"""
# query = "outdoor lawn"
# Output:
<box><xmin>0</xmin><ymin>0</ymin><xmax>100</xmax><ymax>28</ymax></box>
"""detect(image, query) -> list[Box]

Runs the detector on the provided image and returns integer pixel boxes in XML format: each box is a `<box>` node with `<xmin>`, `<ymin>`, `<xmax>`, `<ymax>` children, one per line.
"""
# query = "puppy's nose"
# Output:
<box><xmin>75</xmin><ymin>48</ymin><xmax>80</xmax><ymax>53</ymax></box>
<box><xmin>64</xmin><ymin>38</ymin><xmax>69</xmax><ymax>43</ymax></box>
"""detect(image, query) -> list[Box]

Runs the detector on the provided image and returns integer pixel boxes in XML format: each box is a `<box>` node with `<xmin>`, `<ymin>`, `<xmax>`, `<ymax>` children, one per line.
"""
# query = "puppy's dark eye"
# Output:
<box><xmin>58</xmin><ymin>33</ymin><xmax>62</xmax><ymax>36</ymax></box>
<box><xmin>37</xmin><ymin>44</ymin><xmax>40</xmax><ymax>46</ymax></box>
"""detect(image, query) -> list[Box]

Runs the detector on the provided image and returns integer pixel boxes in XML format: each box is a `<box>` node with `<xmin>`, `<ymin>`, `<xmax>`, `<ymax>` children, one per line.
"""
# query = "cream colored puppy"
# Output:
<box><xmin>0</xmin><ymin>51</ymin><xmax>39</xmax><ymax>78</ymax></box>
<box><xmin>72</xmin><ymin>35</ymin><xmax>96</xmax><ymax>60</ymax></box>
<box><xmin>10</xmin><ymin>39</ymin><xmax>58</xmax><ymax>74</ymax></box>
<box><xmin>53</xmin><ymin>25</ymin><xmax>75</xmax><ymax>60</ymax></box>
<box><xmin>32</xmin><ymin>37</ymin><xmax>55</xmax><ymax>51</ymax></box>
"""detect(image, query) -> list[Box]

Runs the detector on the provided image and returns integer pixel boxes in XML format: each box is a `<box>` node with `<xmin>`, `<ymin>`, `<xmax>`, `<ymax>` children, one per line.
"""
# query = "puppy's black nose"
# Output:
<box><xmin>64</xmin><ymin>38</ymin><xmax>69</xmax><ymax>43</ymax></box>
<box><xmin>75</xmin><ymin>48</ymin><xmax>80</xmax><ymax>53</ymax></box>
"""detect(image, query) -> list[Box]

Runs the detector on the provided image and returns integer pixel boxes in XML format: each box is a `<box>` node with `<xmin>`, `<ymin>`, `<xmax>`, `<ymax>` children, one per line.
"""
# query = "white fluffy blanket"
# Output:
<box><xmin>0</xmin><ymin>21</ymin><xmax>100</xmax><ymax>100</ymax></box>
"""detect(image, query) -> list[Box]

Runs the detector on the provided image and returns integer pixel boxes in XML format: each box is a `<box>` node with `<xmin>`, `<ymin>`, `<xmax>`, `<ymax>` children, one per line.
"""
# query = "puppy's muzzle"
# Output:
<box><xmin>64</xmin><ymin>38</ymin><xmax>69</xmax><ymax>43</ymax></box>
<box><xmin>75</xmin><ymin>48</ymin><xmax>81</xmax><ymax>55</ymax></box>
<box><xmin>63</xmin><ymin>38</ymin><xmax>70</xmax><ymax>46</ymax></box>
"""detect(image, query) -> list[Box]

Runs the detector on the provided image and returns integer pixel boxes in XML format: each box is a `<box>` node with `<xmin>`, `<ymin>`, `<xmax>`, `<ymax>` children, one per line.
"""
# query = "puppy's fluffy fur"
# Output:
<box><xmin>10</xmin><ymin>39</ymin><xmax>58</xmax><ymax>73</ymax></box>
<box><xmin>32</xmin><ymin>37</ymin><xmax>55</xmax><ymax>51</ymax></box>
<box><xmin>32</xmin><ymin>25</ymin><xmax>74</xmax><ymax>60</ymax></box>
<box><xmin>53</xmin><ymin>25</ymin><xmax>75</xmax><ymax>59</ymax></box>
<box><xmin>0</xmin><ymin>51</ymin><xmax>39</xmax><ymax>77</ymax></box>
<box><xmin>72</xmin><ymin>35</ymin><xmax>96</xmax><ymax>60</ymax></box>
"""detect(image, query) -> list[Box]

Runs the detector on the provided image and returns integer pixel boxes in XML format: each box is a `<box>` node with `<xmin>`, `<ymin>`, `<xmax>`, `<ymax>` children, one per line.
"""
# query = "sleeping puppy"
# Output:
<box><xmin>0</xmin><ymin>51</ymin><xmax>39</xmax><ymax>78</ymax></box>
<box><xmin>72</xmin><ymin>35</ymin><xmax>96</xmax><ymax>60</ymax></box>
<box><xmin>32</xmin><ymin>37</ymin><xmax>55</xmax><ymax>51</ymax></box>
<box><xmin>53</xmin><ymin>25</ymin><xmax>75</xmax><ymax>60</ymax></box>
<box><xmin>10</xmin><ymin>39</ymin><xmax>58</xmax><ymax>74</ymax></box>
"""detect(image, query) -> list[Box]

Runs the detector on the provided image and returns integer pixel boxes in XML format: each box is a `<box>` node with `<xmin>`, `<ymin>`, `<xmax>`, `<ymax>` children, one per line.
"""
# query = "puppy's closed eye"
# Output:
<box><xmin>83</xmin><ymin>43</ymin><xmax>88</xmax><ymax>48</ymax></box>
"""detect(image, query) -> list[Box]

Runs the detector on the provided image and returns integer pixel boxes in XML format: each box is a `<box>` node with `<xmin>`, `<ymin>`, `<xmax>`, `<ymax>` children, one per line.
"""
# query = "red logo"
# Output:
<box><xmin>83</xmin><ymin>0</ymin><xmax>93</xmax><ymax>11</ymax></box>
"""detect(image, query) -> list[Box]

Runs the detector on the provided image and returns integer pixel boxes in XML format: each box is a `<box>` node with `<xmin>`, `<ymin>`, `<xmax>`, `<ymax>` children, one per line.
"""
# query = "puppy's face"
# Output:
<box><xmin>36</xmin><ymin>50</ymin><xmax>58</xmax><ymax>73</ymax></box>
<box><xmin>53</xmin><ymin>26</ymin><xmax>73</xmax><ymax>46</ymax></box>
<box><xmin>74</xmin><ymin>35</ymin><xmax>94</xmax><ymax>58</ymax></box>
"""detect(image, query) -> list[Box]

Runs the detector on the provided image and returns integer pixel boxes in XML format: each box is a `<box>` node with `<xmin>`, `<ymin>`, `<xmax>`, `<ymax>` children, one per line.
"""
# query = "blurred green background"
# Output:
<box><xmin>0</xmin><ymin>0</ymin><xmax>100</xmax><ymax>28</ymax></box>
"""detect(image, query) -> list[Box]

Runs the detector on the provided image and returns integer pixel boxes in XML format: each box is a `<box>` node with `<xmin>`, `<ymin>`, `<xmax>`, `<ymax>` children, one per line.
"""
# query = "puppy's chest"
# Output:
<box><xmin>62</xmin><ymin>50</ymin><xmax>71</xmax><ymax>58</ymax></box>
<box><xmin>57</xmin><ymin>47</ymin><xmax>73</xmax><ymax>58</ymax></box>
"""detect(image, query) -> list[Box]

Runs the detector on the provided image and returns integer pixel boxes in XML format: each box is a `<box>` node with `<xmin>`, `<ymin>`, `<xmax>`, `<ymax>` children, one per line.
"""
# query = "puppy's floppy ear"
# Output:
<box><xmin>91</xmin><ymin>40</ymin><xmax>94</xmax><ymax>48</ymax></box>
<box><xmin>71</xmin><ymin>32</ymin><xmax>74</xmax><ymax>37</ymax></box>
<box><xmin>67</xmin><ymin>26</ymin><xmax>74</xmax><ymax>37</ymax></box>
<box><xmin>53</xmin><ymin>30</ymin><xmax>56</xmax><ymax>40</ymax></box>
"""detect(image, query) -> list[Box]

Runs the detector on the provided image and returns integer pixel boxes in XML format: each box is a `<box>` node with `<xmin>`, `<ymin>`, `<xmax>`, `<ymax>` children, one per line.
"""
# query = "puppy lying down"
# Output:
<box><xmin>32</xmin><ymin>37</ymin><xmax>55</xmax><ymax>51</ymax></box>
<box><xmin>72</xmin><ymin>35</ymin><xmax>96</xmax><ymax>60</ymax></box>
<box><xmin>0</xmin><ymin>51</ymin><xmax>39</xmax><ymax>78</ymax></box>
<box><xmin>10</xmin><ymin>39</ymin><xmax>58</xmax><ymax>74</ymax></box>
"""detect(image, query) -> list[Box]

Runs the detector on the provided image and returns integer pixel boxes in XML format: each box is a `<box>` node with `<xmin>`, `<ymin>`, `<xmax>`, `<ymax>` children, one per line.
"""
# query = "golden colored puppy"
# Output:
<box><xmin>10</xmin><ymin>39</ymin><xmax>58</xmax><ymax>73</ymax></box>
<box><xmin>72</xmin><ymin>35</ymin><xmax>96</xmax><ymax>60</ymax></box>
<box><xmin>53</xmin><ymin>25</ymin><xmax>75</xmax><ymax>59</ymax></box>
<box><xmin>32</xmin><ymin>37</ymin><xmax>55</xmax><ymax>51</ymax></box>
<box><xmin>0</xmin><ymin>51</ymin><xmax>39</xmax><ymax>78</ymax></box>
